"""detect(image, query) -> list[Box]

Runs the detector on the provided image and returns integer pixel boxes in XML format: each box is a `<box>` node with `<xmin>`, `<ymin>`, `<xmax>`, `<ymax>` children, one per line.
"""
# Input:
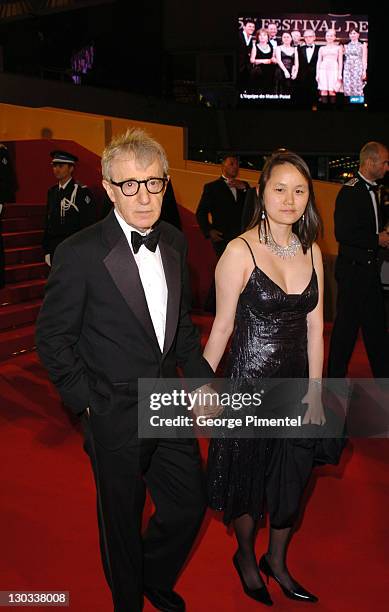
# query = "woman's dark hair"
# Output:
<box><xmin>247</xmin><ymin>150</ymin><xmax>323</xmax><ymax>253</ymax></box>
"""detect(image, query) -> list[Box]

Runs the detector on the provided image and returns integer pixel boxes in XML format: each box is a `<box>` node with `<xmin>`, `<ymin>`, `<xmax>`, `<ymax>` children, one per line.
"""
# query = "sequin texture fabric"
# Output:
<box><xmin>207</xmin><ymin>261</ymin><xmax>319</xmax><ymax>527</ymax></box>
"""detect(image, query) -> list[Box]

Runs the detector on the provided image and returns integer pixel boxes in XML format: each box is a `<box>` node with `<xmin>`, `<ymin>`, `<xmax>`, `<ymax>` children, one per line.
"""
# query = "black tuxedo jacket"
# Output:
<box><xmin>297</xmin><ymin>44</ymin><xmax>319</xmax><ymax>78</ymax></box>
<box><xmin>239</xmin><ymin>32</ymin><xmax>253</xmax><ymax>71</ymax></box>
<box><xmin>196</xmin><ymin>176</ymin><xmax>249</xmax><ymax>244</ymax></box>
<box><xmin>36</xmin><ymin>211</ymin><xmax>213</xmax><ymax>449</ymax></box>
<box><xmin>334</xmin><ymin>176</ymin><xmax>379</xmax><ymax>259</ymax></box>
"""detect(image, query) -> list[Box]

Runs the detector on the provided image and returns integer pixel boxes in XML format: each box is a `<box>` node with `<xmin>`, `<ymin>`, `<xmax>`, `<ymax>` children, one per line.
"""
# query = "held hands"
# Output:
<box><xmin>302</xmin><ymin>381</ymin><xmax>326</xmax><ymax>426</ymax></box>
<box><xmin>284</xmin><ymin>69</ymin><xmax>291</xmax><ymax>79</ymax></box>
<box><xmin>190</xmin><ymin>384</ymin><xmax>224</xmax><ymax>419</ymax></box>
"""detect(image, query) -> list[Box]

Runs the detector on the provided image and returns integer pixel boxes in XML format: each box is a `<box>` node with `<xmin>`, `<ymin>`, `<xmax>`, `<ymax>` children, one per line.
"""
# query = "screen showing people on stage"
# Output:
<box><xmin>238</xmin><ymin>13</ymin><xmax>368</xmax><ymax>107</ymax></box>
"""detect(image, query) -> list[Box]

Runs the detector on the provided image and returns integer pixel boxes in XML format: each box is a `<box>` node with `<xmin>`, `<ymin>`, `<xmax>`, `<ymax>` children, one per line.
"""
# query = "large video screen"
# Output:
<box><xmin>238</xmin><ymin>13</ymin><xmax>368</xmax><ymax>107</ymax></box>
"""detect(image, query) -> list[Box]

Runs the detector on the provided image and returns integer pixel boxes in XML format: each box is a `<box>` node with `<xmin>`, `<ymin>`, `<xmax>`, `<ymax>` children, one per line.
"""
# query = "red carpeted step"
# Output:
<box><xmin>0</xmin><ymin>300</ymin><xmax>42</xmax><ymax>331</ymax></box>
<box><xmin>5</xmin><ymin>246</ymin><xmax>44</xmax><ymax>265</ymax></box>
<box><xmin>0</xmin><ymin>279</ymin><xmax>46</xmax><ymax>306</ymax></box>
<box><xmin>5</xmin><ymin>262</ymin><xmax>48</xmax><ymax>284</ymax></box>
<box><xmin>0</xmin><ymin>324</ymin><xmax>35</xmax><ymax>360</ymax></box>
<box><xmin>3</xmin><ymin>230</ymin><xmax>44</xmax><ymax>249</ymax></box>
<box><xmin>2</xmin><ymin>216</ymin><xmax>46</xmax><ymax>232</ymax></box>
<box><xmin>2</xmin><ymin>203</ymin><xmax>46</xmax><ymax>218</ymax></box>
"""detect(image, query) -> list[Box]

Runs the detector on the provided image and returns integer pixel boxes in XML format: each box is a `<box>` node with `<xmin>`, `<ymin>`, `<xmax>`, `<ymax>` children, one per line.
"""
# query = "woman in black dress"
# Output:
<box><xmin>274</xmin><ymin>32</ymin><xmax>299</xmax><ymax>96</ymax></box>
<box><xmin>250</xmin><ymin>28</ymin><xmax>276</xmax><ymax>93</ymax></box>
<box><xmin>204</xmin><ymin>151</ymin><xmax>325</xmax><ymax>605</ymax></box>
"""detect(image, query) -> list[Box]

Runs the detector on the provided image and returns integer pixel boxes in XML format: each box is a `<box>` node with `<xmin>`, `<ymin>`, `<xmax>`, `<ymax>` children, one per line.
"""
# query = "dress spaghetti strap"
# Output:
<box><xmin>310</xmin><ymin>246</ymin><xmax>315</xmax><ymax>270</ymax></box>
<box><xmin>238</xmin><ymin>236</ymin><xmax>257</xmax><ymax>268</ymax></box>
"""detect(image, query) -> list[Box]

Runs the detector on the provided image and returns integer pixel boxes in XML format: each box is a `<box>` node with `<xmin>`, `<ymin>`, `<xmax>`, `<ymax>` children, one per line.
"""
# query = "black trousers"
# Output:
<box><xmin>328</xmin><ymin>257</ymin><xmax>389</xmax><ymax>377</ymax></box>
<box><xmin>83</xmin><ymin>419</ymin><xmax>206</xmax><ymax>612</ymax></box>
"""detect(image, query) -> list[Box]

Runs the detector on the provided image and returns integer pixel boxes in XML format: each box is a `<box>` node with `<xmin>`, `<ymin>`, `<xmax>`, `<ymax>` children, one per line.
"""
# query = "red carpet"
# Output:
<box><xmin>1</xmin><ymin>330</ymin><xmax>388</xmax><ymax>611</ymax></box>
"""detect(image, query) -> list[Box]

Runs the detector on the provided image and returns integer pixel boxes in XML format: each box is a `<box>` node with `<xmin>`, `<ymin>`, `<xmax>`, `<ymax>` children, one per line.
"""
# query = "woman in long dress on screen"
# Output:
<box><xmin>250</xmin><ymin>28</ymin><xmax>276</xmax><ymax>93</ymax></box>
<box><xmin>204</xmin><ymin>151</ymin><xmax>328</xmax><ymax>606</ymax></box>
<box><xmin>343</xmin><ymin>27</ymin><xmax>367</xmax><ymax>98</ymax></box>
<box><xmin>274</xmin><ymin>32</ymin><xmax>299</xmax><ymax>96</ymax></box>
<box><xmin>316</xmin><ymin>28</ymin><xmax>343</xmax><ymax>103</ymax></box>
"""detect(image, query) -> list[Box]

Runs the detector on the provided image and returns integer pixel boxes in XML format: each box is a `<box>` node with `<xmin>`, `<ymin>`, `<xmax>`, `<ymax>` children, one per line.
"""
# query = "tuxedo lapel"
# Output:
<box><xmin>219</xmin><ymin>177</ymin><xmax>237</xmax><ymax>204</ymax></box>
<box><xmin>102</xmin><ymin>212</ymin><xmax>160</xmax><ymax>349</ymax></box>
<box><xmin>158</xmin><ymin>233</ymin><xmax>181</xmax><ymax>355</ymax></box>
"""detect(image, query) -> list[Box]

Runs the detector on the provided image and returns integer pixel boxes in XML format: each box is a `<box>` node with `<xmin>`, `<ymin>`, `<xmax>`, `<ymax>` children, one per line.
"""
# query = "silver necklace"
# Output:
<box><xmin>259</xmin><ymin>227</ymin><xmax>301</xmax><ymax>259</ymax></box>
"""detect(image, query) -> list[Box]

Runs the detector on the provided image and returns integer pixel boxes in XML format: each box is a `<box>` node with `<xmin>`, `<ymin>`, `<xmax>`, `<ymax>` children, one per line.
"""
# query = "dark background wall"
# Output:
<box><xmin>0</xmin><ymin>0</ymin><xmax>388</xmax><ymax>158</ymax></box>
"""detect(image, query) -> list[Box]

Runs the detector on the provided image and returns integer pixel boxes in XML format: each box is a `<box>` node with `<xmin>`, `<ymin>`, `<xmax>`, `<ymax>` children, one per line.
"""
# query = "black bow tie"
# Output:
<box><xmin>368</xmin><ymin>184</ymin><xmax>380</xmax><ymax>196</ymax></box>
<box><xmin>306</xmin><ymin>45</ymin><xmax>314</xmax><ymax>48</ymax></box>
<box><xmin>131</xmin><ymin>229</ymin><xmax>160</xmax><ymax>254</ymax></box>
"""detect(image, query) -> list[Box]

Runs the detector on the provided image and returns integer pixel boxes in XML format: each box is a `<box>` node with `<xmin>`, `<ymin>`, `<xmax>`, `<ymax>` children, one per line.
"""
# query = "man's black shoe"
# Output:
<box><xmin>144</xmin><ymin>586</ymin><xmax>186</xmax><ymax>611</ymax></box>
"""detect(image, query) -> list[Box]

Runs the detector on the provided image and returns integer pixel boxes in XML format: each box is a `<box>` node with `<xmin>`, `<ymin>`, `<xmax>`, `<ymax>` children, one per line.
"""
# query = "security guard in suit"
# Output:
<box><xmin>196</xmin><ymin>154</ymin><xmax>249</xmax><ymax>312</ymax></box>
<box><xmin>328</xmin><ymin>141</ymin><xmax>389</xmax><ymax>378</ymax></box>
<box><xmin>196</xmin><ymin>154</ymin><xmax>249</xmax><ymax>257</ymax></box>
<box><xmin>43</xmin><ymin>150</ymin><xmax>96</xmax><ymax>265</ymax></box>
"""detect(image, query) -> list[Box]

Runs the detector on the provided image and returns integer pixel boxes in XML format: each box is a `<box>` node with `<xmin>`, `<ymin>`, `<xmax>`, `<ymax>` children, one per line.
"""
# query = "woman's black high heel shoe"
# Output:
<box><xmin>258</xmin><ymin>554</ymin><xmax>318</xmax><ymax>603</ymax></box>
<box><xmin>233</xmin><ymin>553</ymin><xmax>273</xmax><ymax>606</ymax></box>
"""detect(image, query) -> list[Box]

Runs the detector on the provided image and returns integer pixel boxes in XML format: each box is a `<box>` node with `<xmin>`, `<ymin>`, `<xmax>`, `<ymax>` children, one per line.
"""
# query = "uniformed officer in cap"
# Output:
<box><xmin>328</xmin><ymin>141</ymin><xmax>389</xmax><ymax>378</ymax></box>
<box><xmin>43</xmin><ymin>150</ymin><xmax>96</xmax><ymax>265</ymax></box>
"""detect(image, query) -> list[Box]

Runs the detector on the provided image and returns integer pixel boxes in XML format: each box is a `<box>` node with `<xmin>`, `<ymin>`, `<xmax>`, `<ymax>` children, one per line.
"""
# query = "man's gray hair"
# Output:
<box><xmin>360</xmin><ymin>141</ymin><xmax>386</xmax><ymax>165</ymax></box>
<box><xmin>101</xmin><ymin>128</ymin><xmax>169</xmax><ymax>180</ymax></box>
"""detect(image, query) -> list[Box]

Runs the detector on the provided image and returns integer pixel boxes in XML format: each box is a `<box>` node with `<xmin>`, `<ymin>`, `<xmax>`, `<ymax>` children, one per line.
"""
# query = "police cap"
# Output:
<box><xmin>50</xmin><ymin>150</ymin><xmax>78</xmax><ymax>165</ymax></box>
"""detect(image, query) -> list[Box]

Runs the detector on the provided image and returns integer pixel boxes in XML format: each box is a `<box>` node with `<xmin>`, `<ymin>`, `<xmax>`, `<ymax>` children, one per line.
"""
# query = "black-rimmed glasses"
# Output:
<box><xmin>109</xmin><ymin>177</ymin><xmax>168</xmax><ymax>196</ymax></box>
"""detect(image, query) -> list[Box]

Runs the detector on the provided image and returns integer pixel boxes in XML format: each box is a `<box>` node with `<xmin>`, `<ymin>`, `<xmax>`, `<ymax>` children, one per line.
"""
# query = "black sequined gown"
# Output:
<box><xmin>275</xmin><ymin>49</ymin><xmax>295</xmax><ymax>95</ymax></box>
<box><xmin>207</xmin><ymin>238</ymin><xmax>319</xmax><ymax>527</ymax></box>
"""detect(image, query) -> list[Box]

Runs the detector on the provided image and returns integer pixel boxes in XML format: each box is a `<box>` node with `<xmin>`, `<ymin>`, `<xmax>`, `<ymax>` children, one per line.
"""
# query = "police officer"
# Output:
<box><xmin>43</xmin><ymin>150</ymin><xmax>96</xmax><ymax>265</ymax></box>
<box><xmin>328</xmin><ymin>141</ymin><xmax>389</xmax><ymax>378</ymax></box>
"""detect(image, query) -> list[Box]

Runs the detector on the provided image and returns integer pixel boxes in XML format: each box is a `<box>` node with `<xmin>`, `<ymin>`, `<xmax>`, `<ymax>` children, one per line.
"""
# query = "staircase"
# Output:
<box><xmin>0</xmin><ymin>203</ymin><xmax>215</xmax><ymax>362</ymax></box>
<box><xmin>0</xmin><ymin>204</ymin><xmax>47</xmax><ymax>361</ymax></box>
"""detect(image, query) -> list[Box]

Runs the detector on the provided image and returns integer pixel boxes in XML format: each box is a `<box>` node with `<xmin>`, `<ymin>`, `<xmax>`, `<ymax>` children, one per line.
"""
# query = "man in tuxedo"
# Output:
<box><xmin>238</xmin><ymin>18</ymin><xmax>256</xmax><ymax>91</ymax></box>
<box><xmin>267</xmin><ymin>22</ymin><xmax>279</xmax><ymax>50</ymax></box>
<box><xmin>196</xmin><ymin>154</ymin><xmax>249</xmax><ymax>312</ymax></box>
<box><xmin>291</xmin><ymin>29</ymin><xmax>303</xmax><ymax>47</ymax></box>
<box><xmin>296</xmin><ymin>29</ymin><xmax>320</xmax><ymax>107</ymax></box>
<box><xmin>196</xmin><ymin>154</ymin><xmax>249</xmax><ymax>257</ymax></box>
<box><xmin>36</xmin><ymin>129</ymin><xmax>214</xmax><ymax>612</ymax></box>
<box><xmin>328</xmin><ymin>141</ymin><xmax>389</xmax><ymax>378</ymax></box>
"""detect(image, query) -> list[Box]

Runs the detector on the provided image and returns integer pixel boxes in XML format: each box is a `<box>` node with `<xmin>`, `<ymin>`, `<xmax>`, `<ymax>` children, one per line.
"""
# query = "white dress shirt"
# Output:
<box><xmin>114</xmin><ymin>210</ymin><xmax>168</xmax><ymax>351</ymax></box>
<box><xmin>358</xmin><ymin>172</ymin><xmax>379</xmax><ymax>234</ymax></box>
<box><xmin>305</xmin><ymin>45</ymin><xmax>314</xmax><ymax>63</ymax></box>
<box><xmin>222</xmin><ymin>175</ymin><xmax>237</xmax><ymax>200</ymax></box>
<box><xmin>58</xmin><ymin>178</ymin><xmax>72</xmax><ymax>190</ymax></box>
<box><xmin>243</xmin><ymin>31</ymin><xmax>252</xmax><ymax>46</ymax></box>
